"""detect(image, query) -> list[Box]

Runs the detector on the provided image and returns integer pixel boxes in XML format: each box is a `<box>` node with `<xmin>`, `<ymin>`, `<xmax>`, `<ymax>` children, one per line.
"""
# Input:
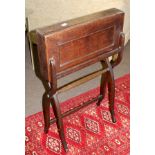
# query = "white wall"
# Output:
<box><xmin>26</xmin><ymin>0</ymin><xmax>130</xmax><ymax>44</ymax></box>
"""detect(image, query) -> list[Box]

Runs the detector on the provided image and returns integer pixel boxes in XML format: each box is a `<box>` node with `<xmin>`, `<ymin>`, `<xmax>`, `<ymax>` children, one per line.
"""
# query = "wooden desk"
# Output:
<box><xmin>36</xmin><ymin>8</ymin><xmax>125</xmax><ymax>152</ymax></box>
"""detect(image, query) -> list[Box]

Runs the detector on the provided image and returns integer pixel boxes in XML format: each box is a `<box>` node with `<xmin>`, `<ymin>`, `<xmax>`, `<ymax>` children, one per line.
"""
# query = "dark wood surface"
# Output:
<box><xmin>36</xmin><ymin>8</ymin><xmax>124</xmax><ymax>81</ymax></box>
<box><xmin>36</xmin><ymin>8</ymin><xmax>125</xmax><ymax>152</ymax></box>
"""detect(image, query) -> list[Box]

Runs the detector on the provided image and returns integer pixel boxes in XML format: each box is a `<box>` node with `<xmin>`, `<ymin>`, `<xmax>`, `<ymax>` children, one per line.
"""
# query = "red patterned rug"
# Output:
<box><xmin>25</xmin><ymin>74</ymin><xmax>130</xmax><ymax>155</ymax></box>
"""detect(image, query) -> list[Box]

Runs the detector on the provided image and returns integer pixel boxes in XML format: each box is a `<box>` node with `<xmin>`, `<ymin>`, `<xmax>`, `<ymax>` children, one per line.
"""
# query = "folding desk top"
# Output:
<box><xmin>36</xmin><ymin>8</ymin><xmax>124</xmax><ymax>82</ymax></box>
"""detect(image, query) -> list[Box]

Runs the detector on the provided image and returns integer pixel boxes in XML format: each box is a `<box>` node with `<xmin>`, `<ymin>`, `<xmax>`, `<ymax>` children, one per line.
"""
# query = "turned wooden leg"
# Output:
<box><xmin>51</xmin><ymin>93</ymin><xmax>68</xmax><ymax>152</ymax></box>
<box><xmin>42</xmin><ymin>92</ymin><xmax>51</xmax><ymax>133</ymax></box>
<box><xmin>105</xmin><ymin>58</ymin><xmax>116</xmax><ymax>123</ymax></box>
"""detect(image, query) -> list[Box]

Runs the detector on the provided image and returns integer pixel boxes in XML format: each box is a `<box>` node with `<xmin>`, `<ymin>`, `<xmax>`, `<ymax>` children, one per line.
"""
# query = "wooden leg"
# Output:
<box><xmin>51</xmin><ymin>93</ymin><xmax>68</xmax><ymax>152</ymax></box>
<box><xmin>42</xmin><ymin>92</ymin><xmax>51</xmax><ymax>133</ymax></box>
<box><xmin>105</xmin><ymin>58</ymin><xmax>116</xmax><ymax>123</ymax></box>
<box><xmin>97</xmin><ymin>60</ymin><xmax>108</xmax><ymax>106</ymax></box>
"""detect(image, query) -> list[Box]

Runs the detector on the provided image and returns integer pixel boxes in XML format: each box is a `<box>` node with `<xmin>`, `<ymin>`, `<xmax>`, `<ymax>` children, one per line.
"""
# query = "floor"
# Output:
<box><xmin>25</xmin><ymin>36</ymin><xmax>130</xmax><ymax>116</ymax></box>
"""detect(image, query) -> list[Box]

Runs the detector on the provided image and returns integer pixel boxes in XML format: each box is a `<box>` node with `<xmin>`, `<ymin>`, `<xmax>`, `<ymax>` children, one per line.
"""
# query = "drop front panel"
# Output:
<box><xmin>36</xmin><ymin>8</ymin><xmax>124</xmax><ymax>81</ymax></box>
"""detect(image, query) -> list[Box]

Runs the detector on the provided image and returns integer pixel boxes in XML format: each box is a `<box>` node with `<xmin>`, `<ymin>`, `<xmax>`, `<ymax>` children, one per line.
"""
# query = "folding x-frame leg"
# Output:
<box><xmin>42</xmin><ymin>57</ymin><xmax>117</xmax><ymax>152</ymax></box>
<box><xmin>42</xmin><ymin>91</ymin><xmax>68</xmax><ymax>152</ymax></box>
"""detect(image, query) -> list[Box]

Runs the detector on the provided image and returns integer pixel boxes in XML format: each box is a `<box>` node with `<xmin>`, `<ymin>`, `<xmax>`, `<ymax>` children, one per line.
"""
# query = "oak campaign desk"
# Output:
<box><xmin>36</xmin><ymin>8</ymin><xmax>125</xmax><ymax>152</ymax></box>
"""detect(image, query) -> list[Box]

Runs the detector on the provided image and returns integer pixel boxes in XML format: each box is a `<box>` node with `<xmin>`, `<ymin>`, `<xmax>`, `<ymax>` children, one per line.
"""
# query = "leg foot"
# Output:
<box><xmin>63</xmin><ymin>142</ymin><xmax>68</xmax><ymax>152</ymax></box>
<box><xmin>110</xmin><ymin>109</ymin><xmax>116</xmax><ymax>123</ymax></box>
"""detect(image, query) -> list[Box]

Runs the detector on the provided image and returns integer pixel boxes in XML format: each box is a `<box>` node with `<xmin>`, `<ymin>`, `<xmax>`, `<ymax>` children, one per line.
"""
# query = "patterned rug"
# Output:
<box><xmin>25</xmin><ymin>74</ymin><xmax>130</xmax><ymax>155</ymax></box>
